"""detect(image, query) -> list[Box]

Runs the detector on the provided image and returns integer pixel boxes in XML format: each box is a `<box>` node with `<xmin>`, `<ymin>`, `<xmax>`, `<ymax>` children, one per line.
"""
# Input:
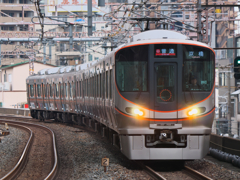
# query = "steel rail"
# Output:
<box><xmin>0</xmin><ymin>119</ymin><xmax>58</xmax><ymax>180</ymax></box>
<box><xmin>0</xmin><ymin>122</ymin><xmax>33</xmax><ymax>180</ymax></box>
<box><xmin>144</xmin><ymin>165</ymin><xmax>167</xmax><ymax>180</ymax></box>
<box><xmin>184</xmin><ymin>166</ymin><xmax>213</xmax><ymax>180</ymax></box>
<box><xmin>140</xmin><ymin>162</ymin><xmax>213</xmax><ymax>180</ymax></box>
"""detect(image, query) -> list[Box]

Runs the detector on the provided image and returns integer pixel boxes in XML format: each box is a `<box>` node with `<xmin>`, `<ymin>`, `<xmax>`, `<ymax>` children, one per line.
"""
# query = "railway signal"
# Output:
<box><xmin>234</xmin><ymin>57</ymin><xmax>240</xmax><ymax>79</ymax></box>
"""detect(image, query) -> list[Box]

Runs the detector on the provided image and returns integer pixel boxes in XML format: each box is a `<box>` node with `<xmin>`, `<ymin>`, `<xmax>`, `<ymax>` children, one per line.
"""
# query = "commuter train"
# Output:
<box><xmin>26</xmin><ymin>30</ymin><xmax>215</xmax><ymax>160</ymax></box>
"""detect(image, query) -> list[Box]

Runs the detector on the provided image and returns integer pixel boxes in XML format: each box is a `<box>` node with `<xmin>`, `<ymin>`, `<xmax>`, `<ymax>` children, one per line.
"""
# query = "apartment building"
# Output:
<box><xmin>0</xmin><ymin>0</ymin><xmax>37</xmax><ymax>65</ymax></box>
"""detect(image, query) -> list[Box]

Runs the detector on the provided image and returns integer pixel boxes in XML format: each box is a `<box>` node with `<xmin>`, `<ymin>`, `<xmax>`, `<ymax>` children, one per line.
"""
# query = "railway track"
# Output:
<box><xmin>142</xmin><ymin>163</ymin><xmax>213</xmax><ymax>180</ymax></box>
<box><xmin>0</xmin><ymin>114</ymin><xmax>214</xmax><ymax>180</ymax></box>
<box><xmin>0</xmin><ymin>117</ymin><xmax>58</xmax><ymax>180</ymax></box>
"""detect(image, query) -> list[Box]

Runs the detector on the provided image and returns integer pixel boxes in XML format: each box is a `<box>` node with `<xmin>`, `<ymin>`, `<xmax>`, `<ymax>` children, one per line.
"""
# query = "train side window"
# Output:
<box><xmin>73</xmin><ymin>81</ymin><xmax>76</xmax><ymax>98</ymax></box>
<box><xmin>94</xmin><ymin>76</ymin><xmax>96</xmax><ymax>98</ymax></box>
<box><xmin>96</xmin><ymin>75</ymin><xmax>98</xmax><ymax>97</ymax></box>
<box><xmin>100</xmin><ymin>74</ymin><xmax>102</xmax><ymax>98</ymax></box>
<box><xmin>60</xmin><ymin>83</ymin><xmax>64</xmax><ymax>98</ymax></box>
<box><xmin>70</xmin><ymin>82</ymin><xmax>72</xmax><ymax>98</ymax></box>
<box><xmin>106</xmin><ymin>71</ymin><xmax>109</xmax><ymax>99</ymax></box>
<box><xmin>65</xmin><ymin>83</ymin><xmax>68</xmax><ymax>99</ymax></box>
<box><xmin>90</xmin><ymin>78</ymin><xmax>92</xmax><ymax>97</ymax></box>
<box><xmin>79</xmin><ymin>81</ymin><xmax>81</xmax><ymax>97</ymax></box>
<box><xmin>27</xmin><ymin>84</ymin><xmax>30</xmax><ymax>97</ymax></box>
<box><xmin>45</xmin><ymin>84</ymin><xmax>48</xmax><ymax>97</ymax></box>
<box><xmin>102</xmin><ymin>72</ymin><xmax>105</xmax><ymax>99</ymax></box>
<box><xmin>91</xmin><ymin>77</ymin><xmax>93</xmax><ymax>97</ymax></box>
<box><xmin>41</xmin><ymin>83</ymin><xmax>43</xmax><ymax>97</ymax></box>
<box><xmin>89</xmin><ymin>78</ymin><xmax>91</xmax><ymax>97</ymax></box>
<box><xmin>56</xmin><ymin>83</ymin><xmax>59</xmax><ymax>98</ymax></box>
<box><xmin>110</xmin><ymin>69</ymin><xmax>112</xmax><ymax>99</ymax></box>
<box><xmin>50</xmin><ymin>84</ymin><xmax>53</xmax><ymax>97</ymax></box>
<box><xmin>87</xmin><ymin>79</ymin><xmax>89</xmax><ymax>97</ymax></box>
<box><xmin>83</xmin><ymin>79</ymin><xmax>85</xmax><ymax>97</ymax></box>
<box><xmin>91</xmin><ymin>77</ymin><xmax>94</xmax><ymax>97</ymax></box>
<box><xmin>37</xmin><ymin>84</ymin><xmax>41</xmax><ymax>97</ymax></box>
<box><xmin>76</xmin><ymin>81</ymin><xmax>79</xmax><ymax>98</ymax></box>
<box><xmin>30</xmin><ymin>85</ymin><xmax>34</xmax><ymax>97</ymax></box>
<box><xmin>34</xmin><ymin>83</ymin><xmax>36</xmax><ymax>97</ymax></box>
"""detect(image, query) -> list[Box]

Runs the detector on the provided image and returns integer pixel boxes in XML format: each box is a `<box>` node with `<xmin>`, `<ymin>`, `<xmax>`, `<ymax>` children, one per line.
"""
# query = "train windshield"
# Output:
<box><xmin>115</xmin><ymin>45</ymin><xmax>148</xmax><ymax>92</ymax></box>
<box><xmin>182</xmin><ymin>45</ymin><xmax>214</xmax><ymax>92</ymax></box>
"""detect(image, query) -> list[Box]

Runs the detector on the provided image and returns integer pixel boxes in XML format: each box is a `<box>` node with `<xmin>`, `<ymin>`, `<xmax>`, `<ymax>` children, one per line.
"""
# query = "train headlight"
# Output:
<box><xmin>187</xmin><ymin>108</ymin><xmax>198</xmax><ymax>116</ymax></box>
<box><xmin>133</xmin><ymin>108</ymin><xmax>144</xmax><ymax>117</ymax></box>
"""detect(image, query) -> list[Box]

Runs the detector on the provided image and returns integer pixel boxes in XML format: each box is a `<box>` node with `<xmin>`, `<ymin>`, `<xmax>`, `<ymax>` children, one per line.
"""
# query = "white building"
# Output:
<box><xmin>0</xmin><ymin>61</ymin><xmax>55</xmax><ymax>108</ymax></box>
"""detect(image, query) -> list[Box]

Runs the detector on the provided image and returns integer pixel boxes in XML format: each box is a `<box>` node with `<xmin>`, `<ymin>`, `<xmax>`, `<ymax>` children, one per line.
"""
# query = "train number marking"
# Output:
<box><xmin>101</xmin><ymin>158</ymin><xmax>109</xmax><ymax>166</ymax></box>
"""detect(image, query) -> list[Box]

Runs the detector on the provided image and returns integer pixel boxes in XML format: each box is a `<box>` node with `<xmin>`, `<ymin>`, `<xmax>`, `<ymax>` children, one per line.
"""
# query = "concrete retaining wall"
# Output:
<box><xmin>0</xmin><ymin>108</ymin><xmax>30</xmax><ymax>117</ymax></box>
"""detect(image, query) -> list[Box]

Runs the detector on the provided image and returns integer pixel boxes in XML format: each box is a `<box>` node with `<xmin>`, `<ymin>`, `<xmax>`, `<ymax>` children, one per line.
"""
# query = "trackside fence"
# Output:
<box><xmin>210</xmin><ymin>134</ymin><xmax>240</xmax><ymax>156</ymax></box>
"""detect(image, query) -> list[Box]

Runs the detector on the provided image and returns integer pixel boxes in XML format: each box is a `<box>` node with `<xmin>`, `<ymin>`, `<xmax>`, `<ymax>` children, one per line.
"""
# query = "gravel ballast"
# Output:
<box><xmin>0</xmin><ymin>124</ymin><xmax>29</xmax><ymax>177</ymax></box>
<box><xmin>41</xmin><ymin>122</ymin><xmax>151</xmax><ymax>180</ymax></box>
<box><xmin>2</xmin><ymin>118</ymin><xmax>240</xmax><ymax>180</ymax></box>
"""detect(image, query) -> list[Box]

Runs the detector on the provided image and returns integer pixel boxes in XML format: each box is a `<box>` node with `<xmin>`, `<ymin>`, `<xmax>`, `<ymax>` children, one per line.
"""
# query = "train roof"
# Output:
<box><xmin>76</xmin><ymin>61</ymin><xmax>98</xmax><ymax>71</ymax></box>
<box><xmin>116</xmin><ymin>40</ymin><xmax>212</xmax><ymax>54</ymax></box>
<box><xmin>131</xmin><ymin>30</ymin><xmax>189</xmax><ymax>42</ymax></box>
<box><xmin>59</xmin><ymin>66</ymin><xmax>75</xmax><ymax>73</ymax></box>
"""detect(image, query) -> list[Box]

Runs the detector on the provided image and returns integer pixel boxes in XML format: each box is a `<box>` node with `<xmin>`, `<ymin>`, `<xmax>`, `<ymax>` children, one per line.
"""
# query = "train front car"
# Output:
<box><xmin>114</xmin><ymin>30</ymin><xmax>215</xmax><ymax>160</ymax></box>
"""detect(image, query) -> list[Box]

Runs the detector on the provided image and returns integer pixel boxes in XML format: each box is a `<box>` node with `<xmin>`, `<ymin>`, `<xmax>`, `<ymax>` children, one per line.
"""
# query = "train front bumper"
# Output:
<box><xmin>119</xmin><ymin>133</ymin><xmax>210</xmax><ymax>160</ymax></box>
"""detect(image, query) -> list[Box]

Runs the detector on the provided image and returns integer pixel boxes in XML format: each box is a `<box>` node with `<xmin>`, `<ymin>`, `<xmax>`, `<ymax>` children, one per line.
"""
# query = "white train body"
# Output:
<box><xmin>26</xmin><ymin>30</ymin><xmax>215</xmax><ymax>160</ymax></box>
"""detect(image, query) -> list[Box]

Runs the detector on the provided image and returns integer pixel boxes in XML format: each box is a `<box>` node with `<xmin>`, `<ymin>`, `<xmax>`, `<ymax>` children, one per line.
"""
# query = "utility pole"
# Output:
<box><xmin>228</xmin><ymin>15</ymin><xmax>236</xmax><ymax>135</ymax></box>
<box><xmin>43</xmin><ymin>40</ymin><xmax>47</xmax><ymax>64</ymax></box>
<box><xmin>88</xmin><ymin>0</ymin><xmax>92</xmax><ymax>36</ymax></box>
<box><xmin>227</xmin><ymin>68</ymin><xmax>231</xmax><ymax>135</ymax></box>
<box><xmin>69</xmin><ymin>24</ymin><xmax>73</xmax><ymax>51</ymax></box>
<box><xmin>0</xmin><ymin>41</ymin><xmax>2</xmax><ymax>66</ymax></box>
<box><xmin>49</xmin><ymin>42</ymin><xmax>52</xmax><ymax>64</ymax></box>
<box><xmin>197</xmin><ymin>0</ymin><xmax>202</xmax><ymax>42</ymax></box>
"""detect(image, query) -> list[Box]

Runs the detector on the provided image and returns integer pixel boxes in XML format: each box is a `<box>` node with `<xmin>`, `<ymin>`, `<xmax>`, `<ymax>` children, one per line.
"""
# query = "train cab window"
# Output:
<box><xmin>55</xmin><ymin>83</ymin><xmax>59</xmax><ymax>98</ymax></box>
<box><xmin>30</xmin><ymin>85</ymin><xmax>34</xmax><ymax>97</ymax></box>
<box><xmin>116</xmin><ymin>45</ymin><xmax>148</xmax><ymax>92</ymax></box>
<box><xmin>106</xmin><ymin>71</ymin><xmax>109</xmax><ymax>99</ymax></box>
<box><xmin>69</xmin><ymin>82</ymin><xmax>72</xmax><ymax>98</ymax></box>
<box><xmin>37</xmin><ymin>84</ymin><xmax>41</xmax><ymax>97</ymax></box>
<box><xmin>110</xmin><ymin>69</ymin><xmax>112</xmax><ymax>99</ymax></box>
<box><xmin>155</xmin><ymin>65</ymin><xmax>175</xmax><ymax>102</ymax></box>
<box><xmin>182</xmin><ymin>45</ymin><xmax>214</xmax><ymax>92</ymax></box>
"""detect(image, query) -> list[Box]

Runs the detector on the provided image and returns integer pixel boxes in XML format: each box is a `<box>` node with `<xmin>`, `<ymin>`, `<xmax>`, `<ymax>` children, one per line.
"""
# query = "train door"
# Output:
<box><xmin>151</xmin><ymin>63</ymin><xmax>178</xmax><ymax>126</ymax></box>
